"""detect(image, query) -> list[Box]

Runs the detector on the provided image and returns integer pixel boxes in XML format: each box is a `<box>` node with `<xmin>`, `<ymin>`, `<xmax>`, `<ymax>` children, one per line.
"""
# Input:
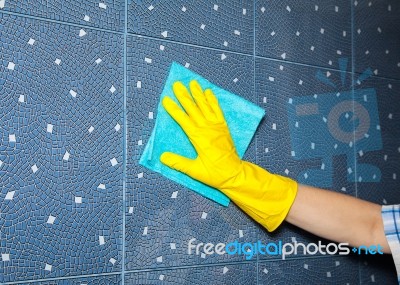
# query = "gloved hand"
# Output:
<box><xmin>160</xmin><ymin>80</ymin><xmax>298</xmax><ymax>231</ymax></box>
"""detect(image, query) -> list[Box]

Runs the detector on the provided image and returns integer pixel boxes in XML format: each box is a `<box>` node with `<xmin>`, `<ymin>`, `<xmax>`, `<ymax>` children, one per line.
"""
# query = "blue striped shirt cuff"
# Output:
<box><xmin>382</xmin><ymin>204</ymin><xmax>400</xmax><ymax>284</ymax></box>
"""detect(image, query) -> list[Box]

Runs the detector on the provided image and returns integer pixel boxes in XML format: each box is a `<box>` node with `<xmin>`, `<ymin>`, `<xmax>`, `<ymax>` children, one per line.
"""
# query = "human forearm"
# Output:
<box><xmin>286</xmin><ymin>184</ymin><xmax>390</xmax><ymax>253</ymax></box>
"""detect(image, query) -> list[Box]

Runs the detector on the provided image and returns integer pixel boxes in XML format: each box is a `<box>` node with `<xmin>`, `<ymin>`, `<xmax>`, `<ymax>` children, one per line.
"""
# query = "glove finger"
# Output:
<box><xmin>162</xmin><ymin>96</ymin><xmax>194</xmax><ymax>132</ymax></box>
<box><xmin>160</xmin><ymin>152</ymin><xmax>195</xmax><ymax>176</ymax></box>
<box><xmin>173</xmin><ymin>81</ymin><xmax>204</xmax><ymax>122</ymax></box>
<box><xmin>204</xmin><ymin>89</ymin><xmax>226</xmax><ymax>122</ymax></box>
<box><xmin>189</xmin><ymin>80</ymin><xmax>216</xmax><ymax>121</ymax></box>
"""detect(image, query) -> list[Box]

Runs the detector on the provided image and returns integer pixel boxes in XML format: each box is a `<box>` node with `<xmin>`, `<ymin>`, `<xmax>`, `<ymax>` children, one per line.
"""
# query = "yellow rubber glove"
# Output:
<box><xmin>160</xmin><ymin>80</ymin><xmax>298</xmax><ymax>232</ymax></box>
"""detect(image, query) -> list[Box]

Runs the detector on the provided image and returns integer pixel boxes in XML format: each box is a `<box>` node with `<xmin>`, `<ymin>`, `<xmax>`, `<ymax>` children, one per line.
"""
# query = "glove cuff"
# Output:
<box><xmin>220</xmin><ymin>162</ymin><xmax>298</xmax><ymax>232</ymax></box>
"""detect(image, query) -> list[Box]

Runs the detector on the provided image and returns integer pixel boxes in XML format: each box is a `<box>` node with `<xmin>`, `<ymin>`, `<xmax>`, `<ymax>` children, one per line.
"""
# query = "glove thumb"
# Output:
<box><xmin>160</xmin><ymin>152</ymin><xmax>194</xmax><ymax>175</ymax></box>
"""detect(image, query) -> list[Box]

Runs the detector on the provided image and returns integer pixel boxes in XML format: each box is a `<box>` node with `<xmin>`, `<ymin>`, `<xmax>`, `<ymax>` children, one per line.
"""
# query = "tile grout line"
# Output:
<box><xmin>351</xmin><ymin>0</ymin><xmax>358</xmax><ymax>202</ymax></box>
<box><xmin>127</xmin><ymin>33</ymin><xmax>400</xmax><ymax>81</ymax></box>
<box><xmin>0</xmin><ymin>10</ymin><xmax>124</xmax><ymax>35</ymax></box>
<box><xmin>350</xmin><ymin>1</ymin><xmax>362</xmax><ymax>285</ymax></box>
<box><xmin>253</xmin><ymin>1</ymin><xmax>259</xmax><ymax>284</ymax></box>
<box><xmin>124</xmin><ymin>260</ymin><xmax>259</xmax><ymax>275</ymax></box>
<box><xmin>129</xmin><ymin>32</ymin><xmax>400</xmax><ymax>81</ymax></box>
<box><xmin>122</xmin><ymin>0</ymin><xmax>128</xmax><ymax>283</ymax></box>
<box><xmin>2</xmin><ymin>10</ymin><xmax>399</xmax><ymax>81</ymax></box>
<box><xmin>2</xmin><ymin>253</ymin><xmax>347</xmax><ymax>284</ymax></box>
<box><xmin>123</xmin><ymin>253</ymin><xmax>346</xmax><ymax>275</ymax></box>
<box><xmin>132</xmin><ymin>30</ymin><xmax>393</xmax><ymax>79</ymax></box>
<box><xmin>132</xmin><ymin>33</ymin><xmax>254</xmax><ymax>58</ymax></box>
<box><xmin>2</xmin><ymin>272</ymin><xmax>122</xmax><ymax>285</ymax></box>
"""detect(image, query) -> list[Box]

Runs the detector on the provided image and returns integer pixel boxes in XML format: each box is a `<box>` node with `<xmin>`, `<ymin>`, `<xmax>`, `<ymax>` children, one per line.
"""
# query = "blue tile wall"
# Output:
<box><xmin>2</xmin><ymin>0</ymin><xmax>124</xmax><ymax>31</ymax></box>
<box><xmin>255</xmin><ymin>58</ymin><xmax>357</xmax><ymax>190</ymax></box>
<box><xmin>0</xmin><ymin>0</ymin><xmax>399</xmax><ymax>284</ymax></box>
<box><xmin>354</xmin><ymin>0</ymin><xmax>400</xmax><ymax>79</ymax></box>
<box><xmin>354</xmin><ymin>77</ymin><xmax>400</xmax><ymax>205</ymax></box>
<box><xmin>125</xmin><ymin>263</ymin><xmax>257</xmax><ymax>284</ymax></box>
<box><xmin>0</xmin><ymin>13</ymin><xmax>123</xmax><ymax>283</ymax></box>
<box><xmin>256</xmin><ymin>0</ymin><xmax>351</xmax><ymax>68</ymax></box>
<box><xmin>360</xmin><ymin>254</ymin><xmax>399</xmax><ymax>284</ymax></box>
<box><xmin>128</xmin><ymin>1</ymin><xmax>254</xmax><ymax>53</ymax></box>
<box><xmin>258</xmin><ymin>256</ymin><xmax>359</xmax><ymax>284</ymax></box>
<box><xmin>32</xmin><ymin>275</ymin><xmax>122</xmax><ymax>285</ymax></box>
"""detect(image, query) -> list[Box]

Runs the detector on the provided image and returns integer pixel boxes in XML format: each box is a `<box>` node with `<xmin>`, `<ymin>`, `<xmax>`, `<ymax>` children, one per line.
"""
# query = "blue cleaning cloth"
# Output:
<box><xmin>139</xmin><ymin>62</ymin><xmax>265</xmax><ymax>206</ymax></box>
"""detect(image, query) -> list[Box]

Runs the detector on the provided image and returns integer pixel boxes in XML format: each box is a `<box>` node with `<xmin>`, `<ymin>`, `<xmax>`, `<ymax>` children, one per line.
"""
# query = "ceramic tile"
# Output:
<box><xmin>0</xmin><ymin>14</ymin><xmax>123</xmax><ymax>282</ymax></box>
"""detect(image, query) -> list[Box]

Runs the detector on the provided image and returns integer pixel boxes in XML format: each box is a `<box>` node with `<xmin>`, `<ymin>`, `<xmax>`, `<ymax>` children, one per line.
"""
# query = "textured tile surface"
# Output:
<box><xmin>256</xmin><ymin>0</ymin><xmax>351</xmax><ymax>68</ymax></box>
<box><xmin>125</xmin><ymin>262</ymin><xmax>256</xmax><ymax>284</ymax></box>
<box><xmin>0</xmin><ymin>14</ymin><xmax>123</xmax><ymax>282</ymax></box>
<box><xmin>256</xmin><ymin>57</ymin><xmax>356</xmax><ymax>191</ymax></box>
<box><xmin>33</xmin><ymin>274</ymin><xmax>122</xmax><ymax>284</ymax></box>
<box><xmin>0</xmin><ymin>0</ymin><xmax>124</xmax><ymax>31</ymax></box>
<box><xmin>126</xmin><ymin>35</ymin><xmax>259</xmax><ymax>270</ymax></box>
<box><xmin>354</xmin><ymin>0</ymin><xmax>400</xmax><ymax>79</ymax></box>
<box><xmin>128</xmin><ymin>0</ymin><xmax>253</xmax><ymax>53</ymax></box>
<box><xmin>355</xmin><ymin>77</ymin><xmax>400</xmax><ymax>205</ymax></box>
<box><xmin>258</xmin><ymin>256</ymin><xmax>359</xmax><ymax>284</ymax></box>
<box><xmin>360</xmin><ymin>254</ymin><xmax>399</xmax><ymax>284</ymax></box>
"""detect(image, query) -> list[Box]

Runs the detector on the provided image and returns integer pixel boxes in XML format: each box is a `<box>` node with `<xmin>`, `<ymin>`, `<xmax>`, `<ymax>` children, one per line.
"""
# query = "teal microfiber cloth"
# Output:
<box><xmin>139</xmin><ymin>62</ymin><xmax>265</xmax><ymax>207</ymax></box>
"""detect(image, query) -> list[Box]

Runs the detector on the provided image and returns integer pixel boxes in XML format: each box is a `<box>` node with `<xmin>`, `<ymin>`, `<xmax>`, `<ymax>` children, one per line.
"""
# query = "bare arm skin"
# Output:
<box><xmin>286</xmin><ymin>184</ymin><xmax>391</xmax><ymax>254</ymax></box>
